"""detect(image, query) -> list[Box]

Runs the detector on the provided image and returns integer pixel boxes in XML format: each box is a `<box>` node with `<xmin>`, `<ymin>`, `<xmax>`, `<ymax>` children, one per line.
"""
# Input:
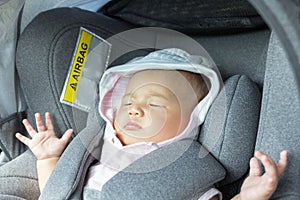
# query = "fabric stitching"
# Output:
<box><xmin>0</xmin><ymin>175</ymin><xmax>37</xmax><ymax>181</ymax></box>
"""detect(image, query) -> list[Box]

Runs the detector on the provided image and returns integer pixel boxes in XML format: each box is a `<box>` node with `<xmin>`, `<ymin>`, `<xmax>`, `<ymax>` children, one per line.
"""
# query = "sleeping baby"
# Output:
<box><xmin>16</xmin><ymin>48</ymin><xmax>288</xmax><ymax>200</ymax></box>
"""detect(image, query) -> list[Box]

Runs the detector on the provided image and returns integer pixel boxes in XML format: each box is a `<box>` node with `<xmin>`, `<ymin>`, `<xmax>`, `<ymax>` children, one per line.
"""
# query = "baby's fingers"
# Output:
<box><xmin>249</xmin><ymin>157</ymin><xmax>261</xmax><ymax>176</ymax></box>
<box><xmin>45</xmin><ymin>112</ymin><xmax>54</xmax><ymax>131</ymax></box>
<box><xmin>15</xmin><ymin>133</ymin><xmax>31</xmax><ymax>147</ymax></box>
<box><xmin>277</xmin><ymin>150</ymin><xmax>288</xmax><ymax>176</ymax></box>
<box><xmin>22</xmin><ymin>119</ymin><xmax>37</xmax><ymax>137</ymax></box>
<box><xmin>35</xmin><ymin>113</ymin><xmax>46</xmax><ymax>132</ymax></box>
<box><xmin>60</xmin><ymin>129</ymin><xmax>73</xmax><ymax>145</ymax></box>
<box><xmin>255</xmin><ymin>151</ymin><xmax>277</xmax><ymax>177</ymax></box>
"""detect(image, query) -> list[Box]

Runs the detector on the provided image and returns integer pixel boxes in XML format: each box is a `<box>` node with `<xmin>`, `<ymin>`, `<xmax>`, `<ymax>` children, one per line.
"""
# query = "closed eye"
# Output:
<box><xmin>149</xmin><ymin>104</ymin><xmax>165</xmax><ymax>108</ymax></box>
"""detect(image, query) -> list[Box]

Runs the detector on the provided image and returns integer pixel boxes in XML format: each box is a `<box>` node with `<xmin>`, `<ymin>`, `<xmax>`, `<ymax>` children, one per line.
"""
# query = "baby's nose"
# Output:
<box><xmin>128</xmin><ymin>106</ymin><xmax>144</xmax><ymax>117</ymax></box>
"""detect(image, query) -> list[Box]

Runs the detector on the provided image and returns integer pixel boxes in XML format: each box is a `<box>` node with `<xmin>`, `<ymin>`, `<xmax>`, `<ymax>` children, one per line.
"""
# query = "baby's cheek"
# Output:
<box><xmin>148</xmin><ymin>110</ymin><xmax>167</xmax><ymax>127</ymax></box>
<box><xmin>114</xmin><ymin>111</ymin><xmax>126</xmax><ymax>129</ymax></box>
<box><xmin>165</xmin><ymin>111</ymin><xmax>184</xmax><ymax>135</ymax></box>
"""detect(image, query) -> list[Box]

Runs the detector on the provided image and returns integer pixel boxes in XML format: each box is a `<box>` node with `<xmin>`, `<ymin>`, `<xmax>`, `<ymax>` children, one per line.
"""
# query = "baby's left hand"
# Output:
<box><xmin>239</xmin><ymin>150</ymin><xmax>288</xmax><ymax>200</ymax></box>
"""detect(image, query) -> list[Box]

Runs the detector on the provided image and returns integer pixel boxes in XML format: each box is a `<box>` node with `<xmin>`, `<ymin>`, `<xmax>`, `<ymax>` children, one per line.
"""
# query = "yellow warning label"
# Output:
<box><xmin>63</xmin><ymin>30</ymin><xmax>92</xmax><ymax>103</ymax></box>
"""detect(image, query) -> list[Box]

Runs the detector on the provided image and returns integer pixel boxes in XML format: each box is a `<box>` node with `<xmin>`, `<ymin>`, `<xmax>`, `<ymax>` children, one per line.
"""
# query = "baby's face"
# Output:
<box><xmin>113</xmin><ymin>70</ymin><xmax>198</xmax><ymax>145</ymax></box>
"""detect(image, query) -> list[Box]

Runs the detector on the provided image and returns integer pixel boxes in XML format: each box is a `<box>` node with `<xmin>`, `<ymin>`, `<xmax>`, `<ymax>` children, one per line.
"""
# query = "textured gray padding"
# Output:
<box><xmin>255</xmin><ymin>32</ymin><xmax>300</xmax><ymax>199</ymax></box>
<box><xmin>195</xmin><ymin>29</ymin><xmax>270</xmax><ymax>88</ymax></box>
<box><xmin>42</xmin><ymin>138</ymin><xmax>226</xmax><ymax>200</ymax></box>
<box><xmin>100</xmin><ymin>0</ymin><xmax>266</xmax><ymax>34</ymax></box>
<box><xmin>100</xmin><ymin>141</ymin><xmax>225</xmax><ymax>200</ymax></box>
<box><xmin>0</xmin><ymin>151</ymin><xmax>39</xmax><ymax>200</ymax></box>
<box><xmin>0</xmin><ymin>3</ymin><xmax>298</xmax><ymax>200</ymax></box>
<box><xmin>0</xmin><ymin>0</ymin><xmax>28</xmax><ymax>161</ymax></box>
<box><xmin>0</xmin><ymin>195</ymin><xmax>26</xmax><ymax>200</ymax></box>
<box><xmin>0</xmin><ymin>112</ymin><xmax>27</xmax><ymax>161</ymax></box>
<box><xmin>14</xmin><ymin>7</ymin><xmax>265</xmax><ymax>200</ymax></box>
<box><xmin>0</xmin><ymin>0</ymin><xmax>25</xmax><ymax>119</ymax></box>
<box><xmin>199</xmin><ymin>74</ymin><xmax>261</xmax><ymax>198</ymax></box>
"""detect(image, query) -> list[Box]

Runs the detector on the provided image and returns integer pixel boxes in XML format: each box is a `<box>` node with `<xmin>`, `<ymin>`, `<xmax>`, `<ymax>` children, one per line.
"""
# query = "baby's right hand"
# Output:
<box><xmin>16</xmin><ymin>112</ymin><xmax>73</xmax><ymax>160</ymax></box>
<box><xmin>239</xmin><ymin>150</ymin><xmax>288</xmax><ymax>200</ymax></box>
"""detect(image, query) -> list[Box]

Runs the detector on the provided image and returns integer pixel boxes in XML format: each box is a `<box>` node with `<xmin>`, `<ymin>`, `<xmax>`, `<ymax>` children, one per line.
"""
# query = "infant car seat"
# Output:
<box><xmin>0</xmin><ymin>0</ymin><xmax>300</xmax><ymax>199</ymax></box>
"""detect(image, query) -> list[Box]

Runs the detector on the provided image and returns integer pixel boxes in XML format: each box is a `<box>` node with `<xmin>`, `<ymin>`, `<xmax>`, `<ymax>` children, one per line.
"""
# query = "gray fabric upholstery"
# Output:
<box><xmin>0</xmin><ymin>0</ymin><xmax>28</xmax><ymax>162</ymax></box>
<box><xmin>0</xmin><ymin>195</ymin><xmax>26</xmax><ymax>200</ymax></box>
<box><xmin>11</xmin><ymin>7</ymin><xmax>265</xmax><ymax>200</ymax></box>
<box><xmin>255</xmin><ymin>32</ymin><xmax>300</xmax><ymax>199</ymax></box>
<box><xmin>199</xmin><ymin>74</ymin><xmax>261</xmax><ymax>199</ymax></box>
<box><xmin>0</xmin><ymin>112</ymin><xmax>27</xmax><ymax>161</ymax></box>
<box><xmin>0</xmin><ymin>151</ymin><xmax>9</xmax><ymax>166</ymax></box>
<box><xmin>0</xmin><ymin>151</ymin><xmax>39</xmax><ymax>200</ymax></box>
<box><xmin>0</xmin><ymin>0</ymin><xmax>25</xmax><ymax>119</ymax></box>
<box><xmin>20</xmin><ymin>0</ymin><xmax>109</xmax><ymax>31</ymax></box>
<box><xmin>100</xmin><ymin>0</ymin><xmax>266</xmax><ymax>34</ymax></box>
<box><xmin>100</xmin><ymin>141</ymin><xmax>225</xmax><ymax>200</ymax></box>
<box><xmin>194</xmin><ymin>29</ymin><xmax>270</xmax><ymax>88</ymax></box>
<box><xmin>6</xmin><ymin>6</ymin><xmax>297</xmax><ymax>200</ymax></box>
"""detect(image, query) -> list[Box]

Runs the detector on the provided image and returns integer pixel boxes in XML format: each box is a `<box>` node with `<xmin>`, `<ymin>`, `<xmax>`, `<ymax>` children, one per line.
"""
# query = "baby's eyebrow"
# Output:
<box><xmin>122</xmin><ymin>93</ymin><xmax>131</xmax><ymax>99</ymax></box>
<box><xmin>149</xmin><ymin>94</ymin><xmax>169</xmax><ymax>101</ymax></box>
<box><xmin>122</xmin><ymin>92</ymin><xmax>169</xmax><ymax>100</ymax></box>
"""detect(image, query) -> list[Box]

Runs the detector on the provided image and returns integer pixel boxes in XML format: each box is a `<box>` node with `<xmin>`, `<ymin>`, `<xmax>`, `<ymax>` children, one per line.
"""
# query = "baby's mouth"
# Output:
<box><xmin>124</xmin><ymin>122</ymin><xmax>142</xmax><ymax>130</ymax></box>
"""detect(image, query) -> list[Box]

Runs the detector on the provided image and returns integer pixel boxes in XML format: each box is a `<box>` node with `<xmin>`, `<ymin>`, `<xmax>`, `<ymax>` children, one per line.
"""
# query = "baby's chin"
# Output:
<box><xmin>116</xmin><ymin>132</ymin><xmax>148</xmax><ymax>145</ymax></box>
<box><xmin>116</xmin><ymin>129</ymin><xmax>179</xmax><ymax>146</ymax></box>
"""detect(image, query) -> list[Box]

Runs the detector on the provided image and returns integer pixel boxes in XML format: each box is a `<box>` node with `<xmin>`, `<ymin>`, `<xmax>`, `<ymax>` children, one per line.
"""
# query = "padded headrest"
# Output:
<box><xmin>100</xmin><ymin>0</ymin><xmax>267</xmax><ymax>34</ymax></box>
<box><xmin>199</xmin><ymin>75</ymin><xmax>261</xmax><ymax>187</ymax></box>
